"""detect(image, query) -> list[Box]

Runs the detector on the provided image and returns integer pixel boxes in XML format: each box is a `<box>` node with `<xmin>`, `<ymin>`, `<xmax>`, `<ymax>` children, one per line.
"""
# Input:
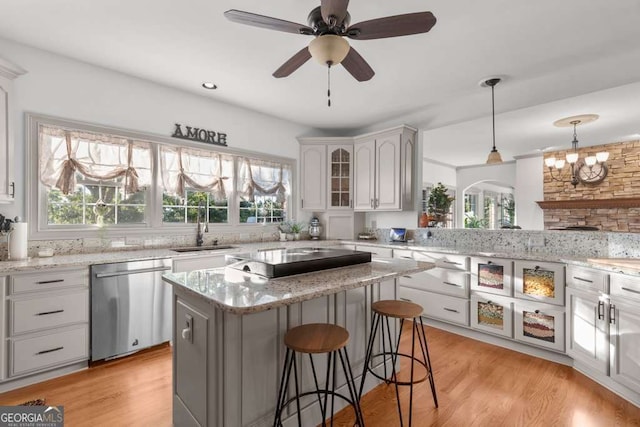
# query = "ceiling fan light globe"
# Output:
<box><xmin>309</xmin><ymin>35</ymin><xmax>350</xmax><ymax>65</ymax></box>
<box><xmin>486</xmin><ymin>149</ymin><xmax>503</xmax><ymax>164</ymax></box>
<box><xmin>596</xmin><ymin>151</ymin><xmax>609</xmax><ymax>162</ymax></box>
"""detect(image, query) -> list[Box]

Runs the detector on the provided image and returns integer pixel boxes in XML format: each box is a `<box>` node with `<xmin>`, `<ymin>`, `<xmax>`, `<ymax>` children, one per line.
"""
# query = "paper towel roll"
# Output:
<box><xmin>9</xmin><ymin>222</ymin><xmax>28</xmax><ymax>260</ymax></box>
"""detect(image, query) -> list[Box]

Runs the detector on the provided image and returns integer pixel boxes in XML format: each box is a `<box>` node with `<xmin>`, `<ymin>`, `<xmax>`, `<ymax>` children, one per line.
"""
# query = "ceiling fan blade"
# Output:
<box><xmin>224</xmin><ymin>9</ymin><xmax>312</xmax><ymax>35</ymax></box>
<box><xmin>321</xmin><ymin>0</ymin><xmax>350</xmax><ymax>26</ymax></box>
<box><xmin>341</xmin><ymin>47</ymin><xmax>374</xmax><ymax>82</ymax></box>
<box><xmin>347</xmin><ymin>12</ymin><xmax>436</xmax><ymax>40</ymax></box>
<box><xmin>273</xmin><ymin>47</ymin><xmax>312</xmax><ymax>78</ymax></box>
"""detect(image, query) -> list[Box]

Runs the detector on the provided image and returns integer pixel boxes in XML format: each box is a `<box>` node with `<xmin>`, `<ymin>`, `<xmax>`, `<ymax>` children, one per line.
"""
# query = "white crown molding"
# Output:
<box><xmin>0</xmin><ymin>56</ymin><xmax>27</xmax><ymax>80</ymax></box>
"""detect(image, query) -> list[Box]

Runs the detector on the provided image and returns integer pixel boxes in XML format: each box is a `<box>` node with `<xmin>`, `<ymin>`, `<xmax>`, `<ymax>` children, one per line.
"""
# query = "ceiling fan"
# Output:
<box><xmin>224</xmin><ymin>1</ymin><xmax>437</xmax><ymax>83</ymax></box>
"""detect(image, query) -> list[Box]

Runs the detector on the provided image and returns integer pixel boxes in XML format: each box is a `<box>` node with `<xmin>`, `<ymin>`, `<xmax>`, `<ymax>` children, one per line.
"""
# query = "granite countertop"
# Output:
<box><xmin>162</xmin><ymin>258</ymin><xmax>435</xmax><ymax>314</ymax></box>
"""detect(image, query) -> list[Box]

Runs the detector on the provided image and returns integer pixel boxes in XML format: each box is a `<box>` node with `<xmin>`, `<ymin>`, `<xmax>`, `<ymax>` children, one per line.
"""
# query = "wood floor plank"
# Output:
<box><xmin>0</xmin><ymin>325</ymin><xmax>639</xmax><ymax>426</ymax></box>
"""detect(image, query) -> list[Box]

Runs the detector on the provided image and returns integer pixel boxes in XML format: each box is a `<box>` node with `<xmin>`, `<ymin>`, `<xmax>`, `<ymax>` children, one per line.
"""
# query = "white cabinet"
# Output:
<box><xmin>471</xmin><ymin>292</ymin><xmax>514</xmax><ymax>338</ymax></box>
<box><xmin>4</xmin><ymin>267</ymin><xmax>89</xmax><ymax>380</ymax></box>
<box><xmin>609</xmin><ymin>272</ymin><xmax>640</xmax><ymax>395</ymax></box>
<box><xmin>470</xmin><ymin>257</ymin><xmax>513</xmax><ymax>297</ymax></box>
<box><xmin>566</xmin><ymin>265</ymin><xmax>609</xmax><ymax>375</ymax></box>
<box><xmin>353</xmin><ymin>125</ymin><xmax>416</xmax><ymax>211</ymax></box>
<box><xmin>0</xmin><ymin>57</ymin><xmax>26</xmax><ymax>204</ymax></box>
<box><xmin>300</xmin><ymin>144</ymin><xmax>326</xmax><ymax>210</ymax></box>
<box><xmin>327</xmin><ymin>144</ymin><xmax>352</xmax><ymax>209</ymax></box>
<box><xmin>514</xmin><ymin>299</ymin><xmax>565</xmax><ymax>352</ymax></box>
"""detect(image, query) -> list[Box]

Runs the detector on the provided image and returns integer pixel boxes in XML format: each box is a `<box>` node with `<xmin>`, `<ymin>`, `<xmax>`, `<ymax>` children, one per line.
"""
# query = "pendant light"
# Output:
<box><xmin>484</xmin><ymin>78</ymin><xmax>503</xmax><ymax>164</ymax></box>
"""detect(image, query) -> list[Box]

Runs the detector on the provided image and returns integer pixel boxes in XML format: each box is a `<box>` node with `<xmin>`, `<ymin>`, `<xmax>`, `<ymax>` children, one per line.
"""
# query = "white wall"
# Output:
<box><xmin>515</xmin><ymin>155</ymin><xmax>544</xmax><ymax>229</ymax></box>
<box><xmin>0</xmin><ymin>37</ymin><xmax>309</xmax><ymax>224</ymax></box>
<box><xmin>423</xmin><ymin>158</ymin><xmax>457</xmax><ymax>187</ymax></box>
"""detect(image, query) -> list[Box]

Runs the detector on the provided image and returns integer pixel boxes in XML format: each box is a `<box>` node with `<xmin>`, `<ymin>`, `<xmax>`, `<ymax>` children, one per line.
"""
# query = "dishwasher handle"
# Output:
<box><xmin>95</xmin><ymin>266</ymin><xmax>172</xmax><ymax>279</ymax></box>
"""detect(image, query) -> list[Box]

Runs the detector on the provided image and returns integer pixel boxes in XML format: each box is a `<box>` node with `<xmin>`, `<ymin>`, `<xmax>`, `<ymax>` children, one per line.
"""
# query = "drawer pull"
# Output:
<box><xmin>573</xmin><ymin>276</ymin><xmax>593</xmax><ymax>283</ymax></box>
<box><xmin>443</xmin><ymin>308</ymin><xmax>459</xmax><ymax>313</ymax></box>
<box><xmin>621</xmin><ymin>287</ymin><xmax>640</xmax><ymax>295</ymax></box>
<box><xmin>443</xmin><ymin>281</ymin><xmax>460</xmax><ymax>287</ymax></box>
<box><xmin>36</xmin><ymin>346</ymin><xmax>64</xmax><ymax>355</ymax></box>
<box><xmin>534</xmin><ymin>310</ymin><xmax>541</xmax><ymax>314</ymax></box>
<box><xmin>36</xmin><ymin>279</ymin><xmax>64</xmax><ymax>285</ymax></box>
<box><xmin>443</xmin><ymin>261</ymin><xmax>461</xmax><ymax>265</ymax></box>
<box><xmin>401</xmin><ymin>256</ymin><xmax>413</xmax><ymax>260</ymax></box>
<box><xmin>402</xmin><ymin>275</ymin><xmax>413</xmax><ymax>279</ymax></box>
<box><xmin>36</xmin><ymin>309</ymin><xmax>65</xmax><ymax>316</ymax></box>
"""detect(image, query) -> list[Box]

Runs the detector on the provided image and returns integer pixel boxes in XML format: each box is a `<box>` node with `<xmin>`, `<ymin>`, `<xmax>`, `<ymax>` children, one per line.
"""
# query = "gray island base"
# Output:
<box><xmin>162</xmin><ymin>258</ymin><xmax>434</xmax><ymax>427</ymax></box>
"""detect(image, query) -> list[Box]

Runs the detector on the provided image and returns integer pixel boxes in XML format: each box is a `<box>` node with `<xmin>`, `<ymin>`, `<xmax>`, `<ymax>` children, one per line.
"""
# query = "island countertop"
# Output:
<box><xmin>162</xmin><ymin>257</ymin><xmax>435</xmax><ymax>315</ymax></box>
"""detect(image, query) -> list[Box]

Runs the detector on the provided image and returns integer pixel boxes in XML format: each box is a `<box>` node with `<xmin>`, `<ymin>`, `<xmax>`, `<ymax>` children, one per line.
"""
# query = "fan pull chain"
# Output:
<box><xmin>327</xmin><ymin>64</ymin><xmax>331</xmax><ymax>107</ymax></box>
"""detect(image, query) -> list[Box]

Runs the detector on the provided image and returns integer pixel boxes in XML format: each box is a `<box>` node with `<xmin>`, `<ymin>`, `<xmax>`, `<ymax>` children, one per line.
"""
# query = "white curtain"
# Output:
<box><xmin>238</xmin><ymin>157</ymin><xmax>291</xmax><ymax>203</ymax></box>
<box><xmin>39</xmin><ymin>125</ymin><xmax>152</xmax><ymax>194</ymax></box>
<box><xmin>160</xmin><ymin>146</ymin><xmax>233</xmax><ymax>202</ymax></box>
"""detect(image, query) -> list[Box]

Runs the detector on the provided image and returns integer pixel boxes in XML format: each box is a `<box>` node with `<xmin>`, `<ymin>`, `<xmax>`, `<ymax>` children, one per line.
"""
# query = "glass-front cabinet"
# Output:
<box><xmin>327</xmin><ymin>145</ymin><xmax>352</xmax><ymax>209</ymax></box>
<box><xmin>471</xmin><ymin>257</ymin><xmax>513</xmax><ymax>297</ymax></box>
<box><xmin>514</xmin><ymin>300</ymin><xmax>565</xmax><ymax>352</ymax></box>
<box><xmin>514</xmin><ymin>260</ymin><xmax>565</xmax><ymax>306</ymax></box>
<box><xmin>471</xmin><ymin>293</ymin><xmax>513</xmax><ymax>338</ymax></box>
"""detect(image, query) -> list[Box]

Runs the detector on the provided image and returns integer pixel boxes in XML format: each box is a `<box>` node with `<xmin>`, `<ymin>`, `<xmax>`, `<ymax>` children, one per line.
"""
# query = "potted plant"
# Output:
<box><xmin>278</xmin><ymin>221</ymin><xmax>291</xmax><ymax>241</ymax></box>
<box><xmin>289</xmin><ymin>221</ymin><xmax>305</xmax><ymax>240</ymax></box>
<box><xmin>427</xmin><ymin>183</ymin><xmax>454</xmax><ymax>226</ymax></box>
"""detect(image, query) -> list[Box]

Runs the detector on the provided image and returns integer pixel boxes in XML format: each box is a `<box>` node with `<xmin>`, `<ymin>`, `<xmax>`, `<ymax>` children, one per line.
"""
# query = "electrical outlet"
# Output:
<box><xmin>528</xmin><ymin>235</ymin><xmax>545</xmax><ymax>247</ymax></box>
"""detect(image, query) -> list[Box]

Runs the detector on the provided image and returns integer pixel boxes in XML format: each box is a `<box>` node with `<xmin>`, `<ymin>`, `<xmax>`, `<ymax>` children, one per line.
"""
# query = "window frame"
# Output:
<box><xmin>27</xmin><ymin>113</ymin><xmax>296</xmax><ymax>240</ymax></box>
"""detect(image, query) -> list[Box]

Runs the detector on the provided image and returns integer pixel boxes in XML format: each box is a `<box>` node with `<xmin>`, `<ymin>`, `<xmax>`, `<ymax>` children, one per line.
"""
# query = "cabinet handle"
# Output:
<box><xmin>36</xmin><ymin>309</ymin><xmax>64</xmax><ymax>316</ymax></box>
<box><xmin>534</xmin><ymin>310</ymin><xmax>541</xmax><ymax>314</ymax></box>
<box><xmin>36</xmin><ymin>279</ymin><xmax>64</xmax><ymax>285</ymax></box>
<box><xmin>182</xmin><ymin>314</ymin><xmax>193</xmax><ymax>343</ymax></box>
<box><xmin>573</xmin><ymin>276</ymin><xmax>593</xmax><ymax>283</ymax></box>
<box><xmin>443</xmin><ymin>260</ymin><xmax>461</xmax><ymax>265</ymax></box>
<box><xmin>301</xmin><ymin>199</ymin><xmax>304</xmax><ymax>209</ymax></box>
<box><xmin>36</xmin><ymin>346</ymin><xmax>64</xmax><ymax>355</ymax></box>
<box><xmin>370</xmin><ymin>199</ymin><xmax>374</xmax><ymax>208</ymax></box>
<box><xmin>443</xmin><ymin>308</ymin><xmax>459</xmax><ymax>313</ymax></box>
<box><xmin>597</xmin><ymin>301</ymin><xmax>604</xmax><ymax>320</ymax></box>
<box><xmin>609</xmin><ymin>304</ymin><xmax>616</xmax><ymax>325</ymax></box>
<box><xmin>375</xmin><ymin>198</ymin><xmax>379</xmax><ymax>208</ymax></box>
<box><xmin>443</xmin><ymin>281</ymin><xmax>460</xmax><ymax>287</ymax></box>
<box><xmin>401</xmin><ymin>256</ymin><xmax>413</xmax><ymax>259</ymax></box>
<box><xmin>487</xmin><ymin>261</ymin><xmax>493</xmax><ymax>265</ymax></box>
<box><xmin>350</xmin><ymin>199</ymin><xmax>353</xmax><ymax>208</ymax></box>
<box><xmin>9</xmin><ymin>182</ymin><xmax>15</xmax><ymax>198</ymax></box>
<box><xmin>621</xmin><ymin>287</ymin><xmax>640</xmax><ymax>295</ymax></box>
<box><xmin>402</xmin><ymin>275</ymin><xmax>413</xmax><ymax>279</ymax></box>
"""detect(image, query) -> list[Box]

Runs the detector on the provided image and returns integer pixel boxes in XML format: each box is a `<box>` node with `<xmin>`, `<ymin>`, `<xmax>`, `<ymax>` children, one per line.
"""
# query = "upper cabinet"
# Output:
<box><xmin>353</xmin><ymin>125</ymin><xmax>416</xmax><ymax>211</ymax></box>
<box><xmin>299</xmin><ymin>137</ymin><xmax>353</xmax><ymax>211</ymax></box>
<box><xmin>0</xmin><ymin>57</ymin><xmax>27</xmax><ymax>204</ymax></box>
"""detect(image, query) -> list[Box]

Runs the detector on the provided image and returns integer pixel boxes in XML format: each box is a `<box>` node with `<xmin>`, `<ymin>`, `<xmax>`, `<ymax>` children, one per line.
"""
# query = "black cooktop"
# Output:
<box><xmin>225</xmin><ymin>247</ymin><xmax>372</xmax><ymax>278</ymax></box>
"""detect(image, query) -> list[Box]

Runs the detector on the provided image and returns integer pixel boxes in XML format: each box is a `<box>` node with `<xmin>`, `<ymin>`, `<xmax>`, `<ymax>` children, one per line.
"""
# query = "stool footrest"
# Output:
<box><xmin>366</xmin><ymin>352</ymin><xmax>430</xmax><ymax>386</ymax></box>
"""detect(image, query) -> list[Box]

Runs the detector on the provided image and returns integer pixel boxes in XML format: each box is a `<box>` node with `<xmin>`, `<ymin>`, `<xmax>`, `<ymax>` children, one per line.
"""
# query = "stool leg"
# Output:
<box><xmin>329</xmin><ymin>351</ymin><xmax>337</xmax><ymax>427</ymax></box>
<box><xmin>381</xmin><ymin>315</ymin><xmax>389</xmax><ymax>382</ymax></box>
<box><xmin>389</xmin><ymin>318</ymin><xmax>405</xmax><ymax>380</ymax></box>
<box><xmin>359</xmin><ymin>312</ymin><xmax>380</xmax><ymax>400</ymax></box>
<box><xmin>386</xmin><ymin>315</ymin><xmax>404</xmax><ymax>427</ymax></box>
<box><xmin>292</xmin><ymin>352</ymin><xmax>302</xmax><ymax>427</ymax></box>
<box><xmin>309</xmin><ymin>353</ymin><xmax>327</xmax><ymax>426</ymax></box>
<box><xmin>408</xmin><ymin>320</ymin><xmax>418</xmax><ymax>427</ymax></box>
<box><xmin>274</xmin><ymin>348</ymin><xmax>293</xmax><ymax>427</ymax></box>
<box><xmin>418</xmin><ymin>317</ymin><xmax>438</xmax><ymax>408</ymax></box>
<box><xmin>339</xmin><ymin>347</ymin><xmax>365</xmax><ymax>426</ymax></box>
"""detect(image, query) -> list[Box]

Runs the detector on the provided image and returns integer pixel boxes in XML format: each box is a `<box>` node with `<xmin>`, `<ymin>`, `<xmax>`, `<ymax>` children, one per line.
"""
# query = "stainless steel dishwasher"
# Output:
<box><xmin>90</xmin><ymin>258</ymin><xmax>172</xmax><ymax>361</ymax></box>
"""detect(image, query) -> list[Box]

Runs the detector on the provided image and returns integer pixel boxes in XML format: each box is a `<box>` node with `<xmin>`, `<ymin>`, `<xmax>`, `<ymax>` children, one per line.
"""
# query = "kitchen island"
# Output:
<box><xmin>162</xmin><ymin>256</ymin><xmax>434</xmax><ymax>427</ymax></box>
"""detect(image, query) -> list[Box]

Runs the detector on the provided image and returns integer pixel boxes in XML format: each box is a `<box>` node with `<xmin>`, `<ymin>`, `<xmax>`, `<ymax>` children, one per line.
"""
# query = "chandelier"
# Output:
<box><xmin>545</xmin><ymin>114</ymin><xmax>608</xmax><ymax>187</ymax></box>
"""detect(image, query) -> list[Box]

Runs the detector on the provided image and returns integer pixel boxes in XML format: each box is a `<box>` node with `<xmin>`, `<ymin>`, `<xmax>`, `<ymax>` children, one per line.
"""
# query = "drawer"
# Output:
<box><xmin>514</xmin><ymin>301</ymin><xmax>565</xmax><ymax>352</ymax></box>
<box><xmin>412</xmin><ymin>252</ymin><xmax>469</xmax><ymax>271</ymax></box>
<box><xmin>610</xmin><ymin>272</ymin><xmax>640</xmax><ymax>302</ymax></box>
<box><xmin>514</xmin><ymin>261</ymin><xmax>565</xmax><ymax>306</ymax></box>
<box><xmin>400</xmin><ymin>286</ymin><xmax>469</xmax><ymax>326</ymax></box>
<box><xmin>355</xmin><ymin>245</ymin><xmax>393</xmax><ymax>258</ymax></box>
<box><xmin>399</xmin><ymin>268</ymin><xmax>468</xmax><ymax>298</ymax></box>
<box><xmin>470</xmin><ymin>257</ymin><xmax>513</xmax><ymax>297</ymax></box>
<box><xmin>393</xmin><ymin>249</ymin><xmax>414</xmax><ymax>260</ymax></box>
<box><xmin>470</xmin><ymin>293</ymin><xmax>513</xmax><ymax>338</ymax></box>
<box><xmin>566</xmin><ymin>265</ymin><xmax>608</xmax><ymax>293</ymax></box>
<box><xmin>10</xmin><ymin>268</ymin><xmax>88</xmax><ymax>294</ymax></box>
<box><xmin>11</xmin><ymin>290</ymin><xmax>89</xmax><ymax>336</ymax></box>
<box><xmin>10</xmin><ymin>325</ymin><xmax>89</xmax><ymax>377</ymax></box>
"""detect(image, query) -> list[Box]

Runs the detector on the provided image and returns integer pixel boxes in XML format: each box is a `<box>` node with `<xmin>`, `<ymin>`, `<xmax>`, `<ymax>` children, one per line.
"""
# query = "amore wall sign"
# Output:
<box><xmin>171</xmin><ymin>123</ymin><xmax>228</xmax><ymax>146</ymax></box>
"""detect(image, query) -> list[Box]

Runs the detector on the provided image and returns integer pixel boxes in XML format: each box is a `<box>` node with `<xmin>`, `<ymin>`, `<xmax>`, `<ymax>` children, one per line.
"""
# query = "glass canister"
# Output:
<box><xmin>308</xmin><ymin>217</ymin><xmax>322</xmax><ymax>240</ymax></box>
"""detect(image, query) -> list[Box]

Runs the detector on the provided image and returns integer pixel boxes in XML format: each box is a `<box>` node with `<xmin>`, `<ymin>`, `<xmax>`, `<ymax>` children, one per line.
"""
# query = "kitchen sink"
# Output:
<box><xmin>171</xmin><ymin>245</ymin><xmax>235</xmax><ymax>253</ymax></box>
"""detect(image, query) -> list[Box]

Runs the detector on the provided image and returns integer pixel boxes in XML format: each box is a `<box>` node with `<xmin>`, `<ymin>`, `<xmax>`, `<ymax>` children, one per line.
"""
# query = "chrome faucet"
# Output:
<box><xmin>196</xmin><ymin>200</ymin><xmax>209</xmax><ymax>246</ymax></box>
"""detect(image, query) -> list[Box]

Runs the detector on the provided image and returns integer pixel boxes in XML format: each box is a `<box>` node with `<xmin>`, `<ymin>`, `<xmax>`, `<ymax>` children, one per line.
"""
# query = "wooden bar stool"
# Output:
<box><xmin>359</xmin><ymin>300</ymin><xmax>438</xmax><ymax>427</ymax></box>
<box><xmin>274</xmin><ymin>323</ymin><xmax>365</xmax><ymax>427</ymax></box>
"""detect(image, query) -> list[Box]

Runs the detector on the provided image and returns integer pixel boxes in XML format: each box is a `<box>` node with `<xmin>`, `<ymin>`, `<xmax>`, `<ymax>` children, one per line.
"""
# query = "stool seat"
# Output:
<box><xmin>372</xmin><ymin>300</ymin><xmax>423</xmax><ymax>319</ymax></box>
<box><xmin>284</xmin><ymin>323</ymin><xmax>349</xmax><ymax>354</ymax></box>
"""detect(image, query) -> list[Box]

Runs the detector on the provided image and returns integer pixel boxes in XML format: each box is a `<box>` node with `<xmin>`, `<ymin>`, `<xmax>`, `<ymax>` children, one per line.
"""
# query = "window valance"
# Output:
<box><xmin>238</xmin><ymin>157</ymin><xmax>291</xmax><ymax>203</ymax></box>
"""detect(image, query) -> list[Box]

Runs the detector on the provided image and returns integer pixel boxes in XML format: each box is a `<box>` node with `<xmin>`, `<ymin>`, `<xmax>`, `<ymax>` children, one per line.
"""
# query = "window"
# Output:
<box><xmin>238</xmin><ymin>157</ymin><xmax>290</xmax><ymax>224</ymax></box>
<box><xmin>30</xmin><ymin>115</ymin><xmax>294</xmax><ymax>237</ymax></box>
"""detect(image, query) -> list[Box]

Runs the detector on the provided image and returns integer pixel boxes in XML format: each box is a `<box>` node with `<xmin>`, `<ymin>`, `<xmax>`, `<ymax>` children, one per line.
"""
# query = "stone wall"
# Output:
<box><xmin>543</xmin><ymin>139</ymin><xmax>640</xmax><ymax>232</ymax></box>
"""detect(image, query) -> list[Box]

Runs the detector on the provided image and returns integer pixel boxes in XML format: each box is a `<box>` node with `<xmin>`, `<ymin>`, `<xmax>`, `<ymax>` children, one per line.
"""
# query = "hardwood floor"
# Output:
<box><xmin>0</xmin><ymin>326</ymin><xmax>639</xmax><ymax>426</ymax></box>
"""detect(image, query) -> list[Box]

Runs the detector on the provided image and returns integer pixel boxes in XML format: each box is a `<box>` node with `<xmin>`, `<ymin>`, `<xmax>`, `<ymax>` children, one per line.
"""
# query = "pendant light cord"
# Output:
<box><xmin>327</xmin><ymin>64</ymin><xmax>331</xmax><ymax>107</ymax></box>
<box><xmin>491</xmin><ymin>83</ymin><xmax>496</xmax><ymax>150</ymax></box>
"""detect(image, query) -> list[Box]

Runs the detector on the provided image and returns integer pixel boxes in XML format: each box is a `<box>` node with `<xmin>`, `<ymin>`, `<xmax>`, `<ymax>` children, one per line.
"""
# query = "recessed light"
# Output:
<box><xmin>202</xmin><ymin>82</ymin><xmax>217</xmax><ymax>90</ymax></box>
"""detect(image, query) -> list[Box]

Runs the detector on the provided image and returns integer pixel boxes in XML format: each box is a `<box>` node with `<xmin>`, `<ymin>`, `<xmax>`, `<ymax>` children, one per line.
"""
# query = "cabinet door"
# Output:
<box><xmin>0</xmin><ymin>76</ymin><xmax>11</xmax><ymax>203</ymax></box>
<box><xmin>300</xmin><ymin>145</ymin><xmax>326</xmax><ymax>210</ymax></box>
<box><xmin>471</xmin><ymin>293</ymin><xmax>513</xmax><ymax>338</ymax></box>
<box><xmin>327</xmin><ymin>144</ymin><xmax>352</xmax><ymax>209</ymax></box>
<box><xmin>514</xmin><ymin>300</ymin><xmax>565</xmax><ymax>352</ymax></box>
<box><xmin>566</xmin><ymin>288</ymin><xmax>609</xmax><ymax>374</ymax></box>
<box><xmin>470</xmin><ymin>257</ymin><xmax>513</xmax><ymax>297</ymax></box>
<box><xmin>353</xmin><ymin>139</ymin><xmax>375</xmax><ymax>210</ymax></box>
<box><xmin>375</xmin><ymin>133</ymin><xmax>401</xmax><ymax>210</ymax></box>
<box><xmin>514</xmin><ymin>260</ymin><xmax>565</xmax><ymax>306</ymax></box>
<box><xmin>609</xmin><ymin>298</ymin><xmax>640</xmax><ymax>394</ymax></box>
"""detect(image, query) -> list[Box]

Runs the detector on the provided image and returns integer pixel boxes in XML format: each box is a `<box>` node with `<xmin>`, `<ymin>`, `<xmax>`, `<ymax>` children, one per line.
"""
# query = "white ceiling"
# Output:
<box><xmin>1</xmin><ymin>0</ymin><xmax>640</xmax><ymax>166</ymax></box>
